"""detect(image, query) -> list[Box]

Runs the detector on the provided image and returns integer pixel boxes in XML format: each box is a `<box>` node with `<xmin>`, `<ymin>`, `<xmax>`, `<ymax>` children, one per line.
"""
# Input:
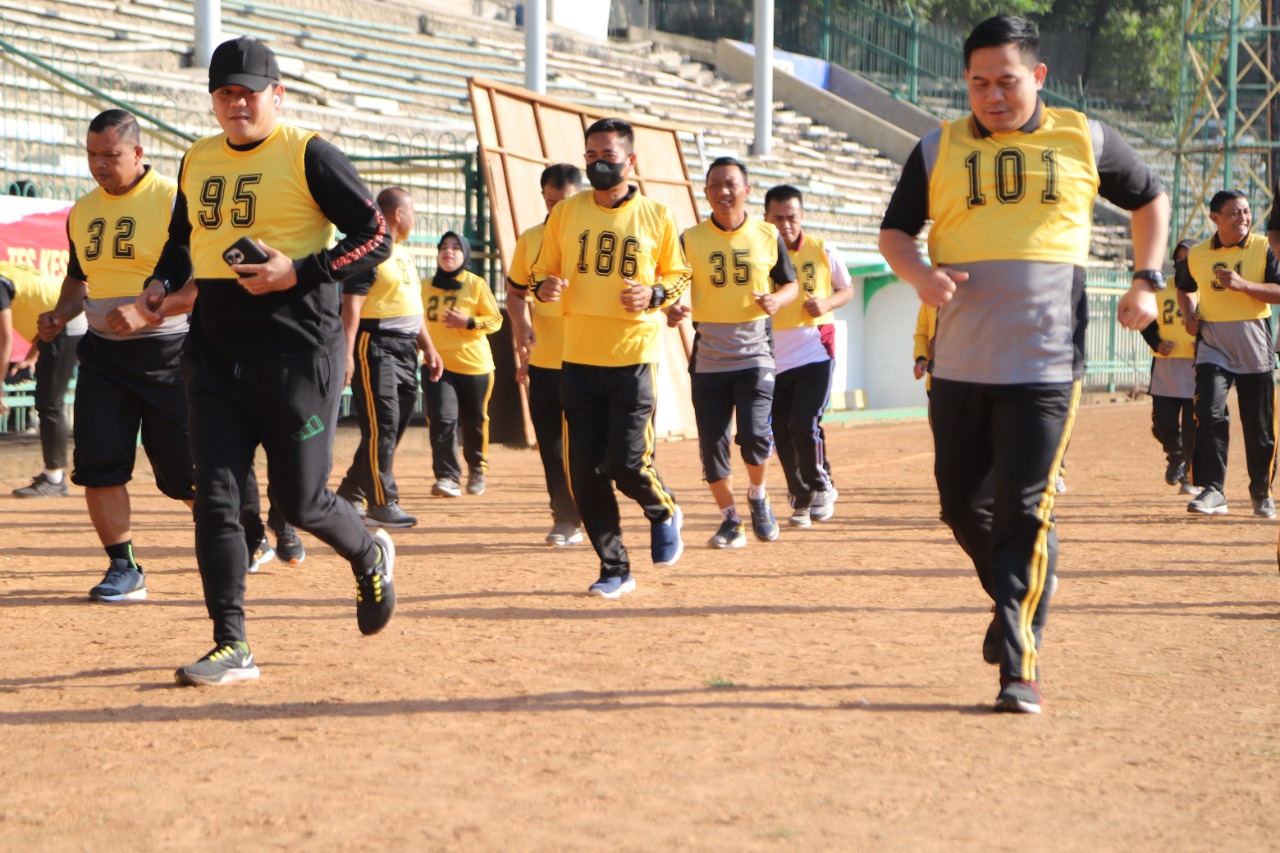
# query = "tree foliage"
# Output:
<box><xmin>911</xmin><ymin>0</ymin><xmax>1181</xmax><ymax>111</ymax></box>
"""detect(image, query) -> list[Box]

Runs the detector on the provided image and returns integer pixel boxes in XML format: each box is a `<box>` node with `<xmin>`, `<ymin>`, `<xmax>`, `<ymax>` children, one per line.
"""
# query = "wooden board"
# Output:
<box><xmin>468</xmin><ymin>77</ymin><xmax>701</xmax><ymax>442</ymax></box>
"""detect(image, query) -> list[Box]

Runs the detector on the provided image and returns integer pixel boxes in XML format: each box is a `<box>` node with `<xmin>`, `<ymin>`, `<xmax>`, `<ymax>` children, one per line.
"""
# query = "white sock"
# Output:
<box><xmin>747</xmin><ymin>484</ymin><xmax>766</xmax><ymax>500</ymax></box>
<box><xmin>721</xmin><ymin>505</ymin><xmax>738</xmax><ymax>521</ymax></box>
<box><xmin>43</xmin><ymin>469</ymin><xmax>64</xmax><ymax>484</ymax></box>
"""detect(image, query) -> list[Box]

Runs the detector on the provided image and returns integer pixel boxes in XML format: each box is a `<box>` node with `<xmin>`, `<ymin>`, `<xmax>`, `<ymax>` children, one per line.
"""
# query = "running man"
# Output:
<box><xmin>141</xmin><ymin>37</ymin><xmax>395</xmax><ymax>685</ymax></box>
<box><xmin>532</xmin><ymin>117</ymin><xmax>691</xmax><ymax>598</ymax></box>
<box><xmin>878</xmin><ymin>15</ymin><xmax>1168</xmax><ymax>713</ymax></box>
<box><xmin>506</xmin><ymin>163</ymin><xmax>585</xmax><ymax>546</ymax></box>
<box><xmin>669</xmin><ymin>158</ymin><xmax>798</xmax><ymax>547</ymax></box>
<box><xmin>762</xmin><ymin>184</ymin><xmax>852</xmax><ymax>527</ymax></box>
<box><xmin>37</xmin><ymin>110</ymin><xmax>201</xmax><ymax>603</ymax></box>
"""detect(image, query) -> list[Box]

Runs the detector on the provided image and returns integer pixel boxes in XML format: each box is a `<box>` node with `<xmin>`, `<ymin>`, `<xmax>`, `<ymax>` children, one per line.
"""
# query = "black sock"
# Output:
<box><xmin>106</xmin><ymin>541</ymin><xmax>139</xmax><ymax>570</ymax></box>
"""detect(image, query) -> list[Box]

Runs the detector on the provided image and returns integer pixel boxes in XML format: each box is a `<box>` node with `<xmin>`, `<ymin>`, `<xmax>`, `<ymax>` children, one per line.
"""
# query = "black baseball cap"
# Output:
<box><xmin>208</xmin><ymin>37</ymin><xmax>279</xmax><ymax>93</ymax></box>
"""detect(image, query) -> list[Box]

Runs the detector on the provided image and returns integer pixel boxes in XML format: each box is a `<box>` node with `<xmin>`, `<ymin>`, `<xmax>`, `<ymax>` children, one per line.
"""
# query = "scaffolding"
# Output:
<box><xmin>1173</xmin><ymin>0</ymin><xmax>1280</xmax><ymax>241</ymax></box>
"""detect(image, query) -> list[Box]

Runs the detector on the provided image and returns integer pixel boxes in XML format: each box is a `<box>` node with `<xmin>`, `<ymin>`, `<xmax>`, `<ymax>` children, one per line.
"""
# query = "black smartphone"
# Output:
<box><xmin>222</xmin><ymin>237</ymin><xmax>269</xmax><ymax>277</ymax></box>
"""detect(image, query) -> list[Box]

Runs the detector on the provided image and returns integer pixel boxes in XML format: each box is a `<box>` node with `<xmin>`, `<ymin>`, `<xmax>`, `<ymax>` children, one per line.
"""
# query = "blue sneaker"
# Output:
<box><xmin>588</xmin><ymin>573</ymin><xmax>636</xmax><ymax>599</ymax></box>
<box><xmin>650</xmin><ymin>505</ymin><xmax>684</xmax><ymax>567</ymax></box>
<box><xmin>89</xmin><ymin>559</ymin><xmax>147</xmax><ymax>602</ymax></box>
<box><xmin>708</xmin><ymin>517</ymin><xmax>747</xmax><ymax>549</ymax></box>
<box><xmin>748</xmin><ymin>495</ymin><xmax>779</xmax><ymax>542</ymax></box>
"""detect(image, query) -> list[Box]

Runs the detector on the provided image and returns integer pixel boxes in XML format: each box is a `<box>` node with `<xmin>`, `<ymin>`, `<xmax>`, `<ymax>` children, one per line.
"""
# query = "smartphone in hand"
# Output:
<box><xmin>223</xmin><ymin>237</ymin><xmax>269</xmax><ymax>278</ymax></box>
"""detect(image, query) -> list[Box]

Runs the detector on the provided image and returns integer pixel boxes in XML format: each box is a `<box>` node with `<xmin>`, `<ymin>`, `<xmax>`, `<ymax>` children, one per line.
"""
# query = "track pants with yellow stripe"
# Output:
<box><xmin>337</xmin><ymin>331</ymin><xmax>420</xmax><ymax>507</ymax></box>
<box><xmin>561</xmin><ymin>361</ymin><xmax>679</xmax><ymax>579</ymax></box>
<box><xmin>424</xmin><ymin>369</ymin><xmax>494</xmax><ymax>482</ymax></box>
<box><xmin>930</xmin><ymin>378</ymin><xmax>1079</xmax><ymax>683</ymax></box>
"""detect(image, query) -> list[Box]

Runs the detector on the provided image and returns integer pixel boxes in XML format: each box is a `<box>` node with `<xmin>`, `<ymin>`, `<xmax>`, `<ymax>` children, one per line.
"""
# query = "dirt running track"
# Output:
<box><xmin>1</xmin><ymin>400</ymin><xmax>1277</xmax><ymax>850</ymax></box>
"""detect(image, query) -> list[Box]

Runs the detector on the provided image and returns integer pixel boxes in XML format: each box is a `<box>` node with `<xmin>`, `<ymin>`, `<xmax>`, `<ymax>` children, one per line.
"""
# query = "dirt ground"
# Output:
<box><xmin>1</xmin><ymin>399</ymin><xmax>1278</xmax><ymax>851</ymax></box>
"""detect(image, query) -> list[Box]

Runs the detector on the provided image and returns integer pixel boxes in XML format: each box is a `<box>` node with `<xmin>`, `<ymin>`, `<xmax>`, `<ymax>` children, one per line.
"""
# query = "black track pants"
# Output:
<box><xmin>34</xmin><ymin>331</ymin><xmax>81</xmax><ymax>470</ymax></box>
<box><xmin>1191</xmin><ymin>364</ymin><xmax>1275</xmax><ymax>500</ymax></box>
<box><xmin>528</xmin><ymin>364</ymin><xmax>579</xmax><ymax>525</ymax></box>
<box><xmin>930</xmin><ymin>377</ymin><xmax>1079</xmax><ymax>684</ymax></box>
<box><xmin>338</xmin><ymin>331</ymin><xmax>420</xmax><ymax>506</ymax></box>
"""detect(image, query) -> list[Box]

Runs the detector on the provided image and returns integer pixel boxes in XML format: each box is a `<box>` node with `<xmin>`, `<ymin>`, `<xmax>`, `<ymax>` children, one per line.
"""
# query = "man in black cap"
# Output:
<box><xmin>141</xmin><ymin>36</ymin><xmax>396</xmax><ymax>686</ymax></box>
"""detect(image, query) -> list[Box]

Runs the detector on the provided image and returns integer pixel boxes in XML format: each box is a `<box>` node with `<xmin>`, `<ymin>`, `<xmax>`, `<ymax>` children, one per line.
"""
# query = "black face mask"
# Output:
<box><xmin>586</xmin><ymin>159</ymin><xmax>627</xmax><ymax>191</ymax></box>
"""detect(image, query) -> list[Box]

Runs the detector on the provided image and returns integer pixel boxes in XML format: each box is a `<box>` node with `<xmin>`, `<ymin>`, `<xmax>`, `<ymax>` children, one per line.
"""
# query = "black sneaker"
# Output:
<box><xmin>1164</xmin><ymin>458</ymin><xmax>1185</xmax><ymax>486</ymax></box>
<box><xmin>355</xmin><ymin>528</ymin><xmax>397</xmax><ymax>636</ymax></box>
<box><xmin>364</xmin><ymin>501</ymin><xmax>418</xmax><ymax>528</ymax></box>
<box><xmin>89</xmin><ymin>559</ymin><xmax>147</xmax><ymax>602</ymax></box>
<box><xmin>12</xmin><ymin>472</ymin><xmax>68</xmax><ymax>498</ymax></box>
<box><xmin>982</xmin><ymin>606</ymin><xmax>1001</xmax><ymax>665</ymax></box>
<box><xmin>273</xmin><ymin>525</ymin><xmax>306</xmax><ymax>565</ymax></box>
<box><xmin>995</xmin><ymin>679</ymin><xmax>1043</xmax><ymax>714</ymax></box>
<box><xmin>174</xmin><ymin>641</ymin><xmax>260</xmax><ymax>686</ymax></box>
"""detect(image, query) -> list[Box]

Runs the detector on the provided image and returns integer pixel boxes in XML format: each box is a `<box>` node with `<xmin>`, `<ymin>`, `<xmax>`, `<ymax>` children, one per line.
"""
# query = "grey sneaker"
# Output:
<box><xmin>355</xmin><ymin>528</ymin><xmax>397</xmax><ymax>636</ymax></box>
<box><xmin>995</xmin><ymin>679</ymin><xmax>1043</xmax><ymax>714</ymax></box>
<box><xmin>545</xmin><ymin>522</ymin><xmax>584</xmax><ymax>546</ymax></box>
<box><xmin>1188</xmin><ymin>487</ymin><xmax>1228</xmax><ymax>515</ymax></box>
<box><xmin>1254</xmin><ymin>496</ymin><xmax>1276</xmax><ymax>519</ymax></box>
<box><xmin>174</xmin><ymin>641</ymin><xmax>260</xmax><ymax>686</ymax></box>
<box><xmin>748</xmin><ymin>494</ymin><xmax>779</xmax><ymax>542</ymax></box>
<box><xmin>810</xmin><ymin>488</ymin><xmax>838</xmax><ymax>522</ymax></box>
<box><xmin>12</xmin><ymin>472</ymin><xmax>68</xmax><ymax>498</ymax></box>
<box><xmin>364</xmin><ymin>501</ymin><xmax>417</xmax><ymax>528</ymax></box>
<box><xmin>1054</xmin><ymin>475</ymin><xmax>1067</xmax><ymax>494</ymax></box>
<box><xmin>708</xmin><ymin>517</ymin><xmax>746</xmax><ymax>549</ymax></box>
<box><xmin>466</xmin><ymin>470</ymin><xmax>487</xmax><ymax>496</ymax></box>
<box><xmin>788</xmin><ymin>505</ymin><xmax>812</xmax><ymax>528</ymax></box>
<box><xmin>340</xmin><ymin>494</ymin><xmax>367</xmax><ymax>518</ymax></box>
<box><xmin>432</xmin><ymin>478</ymin><xmax>462</xmax><ymax>498</ymax></box>
<box><xmin>89</xmin><ymin>560</ymin><xmax>147</xmax><ymax>602</ymax></box>
<box><xmin>1179</xmin><ymin>477</ymin><xmax>1198</xmax><ymax>496</ymax></box>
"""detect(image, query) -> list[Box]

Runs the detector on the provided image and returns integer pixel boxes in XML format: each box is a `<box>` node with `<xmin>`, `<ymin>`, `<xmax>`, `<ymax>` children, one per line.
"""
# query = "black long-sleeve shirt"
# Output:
<box><xmin>152</xmin><ymin>133</ymin><xmax>389</xmax><ymax>359</ymax></box>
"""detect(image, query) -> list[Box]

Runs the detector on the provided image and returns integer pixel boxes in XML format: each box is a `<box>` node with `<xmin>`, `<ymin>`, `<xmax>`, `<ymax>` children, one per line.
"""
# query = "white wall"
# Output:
<box><xmin>863</xmin><ymin>281</ymin><xmax>928</xmax><ymax>409</ymax></box>
<box><xmin>549</xmin><ymin>0</ymin><xmax>610</xmax><ymax>39</ymax></box>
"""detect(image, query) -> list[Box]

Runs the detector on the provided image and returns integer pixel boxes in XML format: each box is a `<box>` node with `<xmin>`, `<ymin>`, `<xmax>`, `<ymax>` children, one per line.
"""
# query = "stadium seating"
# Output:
<box><xmin>0</xmin><ymin>0</ymin><xmax>1138</xmax><ymax>265</ymax></box>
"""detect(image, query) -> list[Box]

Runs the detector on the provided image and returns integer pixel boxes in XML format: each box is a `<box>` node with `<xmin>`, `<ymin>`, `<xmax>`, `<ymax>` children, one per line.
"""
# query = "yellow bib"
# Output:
<box><xmin>1187</xmin><ymin>234</ymin><xmax>1273</xmax><ymax>322</ymax></box>
<box><xmin>775</xmin><ymin>233</ymin><xmax>832</xmax><ymax>330</ymax></box>
<box><xmin>928</xmin><ymin>109</ymin><xmax>1098</xmax><ymax>266</ymax></box>
<box><xmin>362</xmin><ymin>242</ymin><xmax>423</xmax><ymax>319</ymax></box>
<box><xmin>684</xmin><ymin>217</ymin><xmax>779</xmax><ymax>323</ymax></box>
<box><xmin>1154</xmin><ymin>294</ymin><xmax>1195</xmax><ymax>359</ymax></box>
<box><xmin>510</xmin><ymin>222</ymin><xmax>565</xmax><ymax>369</ymax></box>
<box><xmin>425</xmin><ymin>270</ymin><xmax>498</xmax><ymax>375</ymax></box>
<box><xmin>68</xmin><ymin>167</ymin><xmax>176</xmax><ymax>298</ymax></box>
<box><xmin>181</xmin><ymin>124</ymin><xmax>336</xmax><ymax>280</ymax></box>
<box><xmin>0</xmin><ymin>261</ymin><xmax>62</xmax><ymax>341</ymax></box>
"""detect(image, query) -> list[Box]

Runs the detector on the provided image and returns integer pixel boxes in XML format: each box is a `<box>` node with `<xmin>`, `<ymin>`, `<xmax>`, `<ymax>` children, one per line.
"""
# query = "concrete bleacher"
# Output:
<box><xmin>0</xmin><ymin>0</ymin><xmax>913</xmax><ymax>259</ymax></box>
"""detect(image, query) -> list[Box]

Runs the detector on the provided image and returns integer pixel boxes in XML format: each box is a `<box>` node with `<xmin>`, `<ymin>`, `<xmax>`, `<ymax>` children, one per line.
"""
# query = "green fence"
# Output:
<box><xmin>653</xmin><ymin>0</ymin><xmax>1169</xmax><ymax>147</ymax></box>
<box><xmin>1084</xmin><ymin>270</ymin><xmax>1156</xmax><ymax>394</ymax></box>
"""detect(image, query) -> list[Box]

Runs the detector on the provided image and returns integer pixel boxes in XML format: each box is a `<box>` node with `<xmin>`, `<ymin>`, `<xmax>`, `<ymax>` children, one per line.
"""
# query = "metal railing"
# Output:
<box><xmin>1084</xmin><ymin>270</ymin><xmax>1156</xmax><ymax>393</ymax></box>
<box><xmin>653</xmin><ymin>0</ymin><xmax>1171</xmax><ymax>146</ymax></box>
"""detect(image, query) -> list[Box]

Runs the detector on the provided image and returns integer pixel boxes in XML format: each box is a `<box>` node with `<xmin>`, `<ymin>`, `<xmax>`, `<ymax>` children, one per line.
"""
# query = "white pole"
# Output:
<box><xmin>194</xmin><ymin>0</ymin><xmax>222</xmax><ymax>70</ymax></box>
<box><xmin>525</xmin><ymin>0</ymin><xmax>547</xmax><ymax>95</ymax></box>
<box><xmin>753</xmin><ymin>0</ymin><xmax>774</xmax><ymax>156</ymax></box>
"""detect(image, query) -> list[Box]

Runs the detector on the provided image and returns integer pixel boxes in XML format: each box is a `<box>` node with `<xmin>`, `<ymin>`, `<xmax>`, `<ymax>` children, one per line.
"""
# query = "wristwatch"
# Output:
<box><xmin>1132</xmin><ymin>269</ymin><xmax>1166</xmax><ymax>291</ymax></box>
<box><xmin>648</xmin><ymin>284</ymin><xmax>667</xmax><ymax>309</ymax></box>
